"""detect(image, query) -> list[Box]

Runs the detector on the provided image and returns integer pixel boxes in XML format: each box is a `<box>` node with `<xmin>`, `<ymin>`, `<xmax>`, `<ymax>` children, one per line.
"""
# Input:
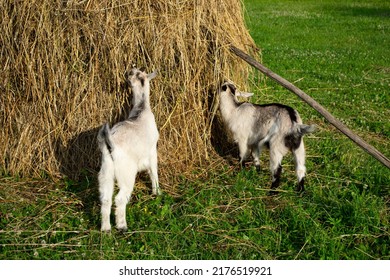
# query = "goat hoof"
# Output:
<box><xmin>268</xmin><ymin>190</ymin><xmax>278</xmax><ymax>196</ymax></box>
<box><xmin>295</xmin><ymin>186</ymin><xmax>305</xmax><ymax>195</ymax></box>
<box><xmin>296</xmin><ymin>179</ymin><xmax>305</xmax><ymax>193</ymax></box>
<box><xmin>117</xmin><ymin>226</ymin><xmax>128</xmax><ymax>233</ymax></box>
<box><xmin>101</xmin><ymin>225</ymin><xmax>111</xmax><ymax>232</ymax></box>
<box><xmin>255</xmin><ymin>165</ymin><xmax>261</xmax><ymax>172</ymax></box>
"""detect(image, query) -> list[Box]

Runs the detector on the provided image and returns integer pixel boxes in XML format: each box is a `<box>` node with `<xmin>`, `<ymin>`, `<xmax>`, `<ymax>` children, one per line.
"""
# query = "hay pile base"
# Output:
<box><xmin>0</xmin><ymin>0</ymin><xmax>258</xmax><ymax>191</ymax></box>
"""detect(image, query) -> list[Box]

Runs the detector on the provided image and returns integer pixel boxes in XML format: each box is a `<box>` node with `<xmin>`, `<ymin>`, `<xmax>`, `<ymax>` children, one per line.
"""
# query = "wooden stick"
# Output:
<box><xmin>230</xmin><ymin>46</ymin><xmax>390</xmax><ymax>169</ymax></box>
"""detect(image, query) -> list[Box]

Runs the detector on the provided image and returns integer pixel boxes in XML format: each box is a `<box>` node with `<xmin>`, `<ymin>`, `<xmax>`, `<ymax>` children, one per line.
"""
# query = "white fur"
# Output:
<box><xmin>98</xmin><ymin>68</ymin><xmax>160</xmax><ymax>232</ymax></box>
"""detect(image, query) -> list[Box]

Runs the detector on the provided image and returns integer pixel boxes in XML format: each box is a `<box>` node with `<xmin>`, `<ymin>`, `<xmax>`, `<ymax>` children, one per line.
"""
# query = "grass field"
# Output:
<box><xmin>1</xmin><ymin>0</ymin><xmax>389</xmax><ymax>259</ymax></box>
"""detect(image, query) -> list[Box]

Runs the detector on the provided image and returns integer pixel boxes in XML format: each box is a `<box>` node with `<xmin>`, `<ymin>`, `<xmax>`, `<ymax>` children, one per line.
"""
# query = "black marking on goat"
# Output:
<box><xmin>296</xmin><ymin>177</ymin><xmax>305</xmax><ymax>193</ymax></box>
<box><xmin>221</xmin><ymin>84</ymin><xmax>227</xmax><ymax>91</ymax></box>
<box><xmin>284</xmin><ymin>133</ymin><xmax>302</xmax><ymax>151</ymax></box>
<box><xmin>276</xmin><ymin>103</ymin><xmax>297</xmax><ymax>123</ymax></box>
<box><xmin>227</xmin><ymin>83</ymin><xmax>236</xmax><ymax>94</ymax></box>
<box><xmin>221</xmin><ymin>83</ymin><xmax>236</xmax><ymax>94</ymax></box>
<box><xmin>255</xmin><ymin>103</ymin><xmax>297</xmax><ymax>123</ymax></box>
<box><xmin>271</xmin><ymin>164</ymin><xmax>282</xmax><ymax>190</ymax></box>
<box><xmin>128</xmin><ymin>95</ymin><xmax>145</xmax><ymax>121</ymax></box>
<box><xmin>136</xmin><ymin>72</ymin><xmax>145</xmax><ymax>87</ymax></box>
<box><xmin>102</xmin><ymin>124</ymin><xmax>113</xmax><ymax>155</ymax></box>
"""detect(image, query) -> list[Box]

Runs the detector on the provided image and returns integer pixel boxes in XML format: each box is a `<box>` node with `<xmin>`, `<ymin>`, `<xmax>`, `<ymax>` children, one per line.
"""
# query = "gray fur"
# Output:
<box><xmin>219</xmin><ymin>82</ymin><xmax>316</xmax><ymax>192</ymax></box>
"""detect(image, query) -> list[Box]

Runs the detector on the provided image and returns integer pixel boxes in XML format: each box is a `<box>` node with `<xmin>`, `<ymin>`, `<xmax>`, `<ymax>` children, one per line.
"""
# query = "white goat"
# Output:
<box><xmin>219</xmin><ymin>82</ymin><xmax>315</xmax><ymax>192</ymax></box>
<box><xmin>97</xmin><ymin>67</ymin><xmax>160</xmax><ymax>232</ymax></box>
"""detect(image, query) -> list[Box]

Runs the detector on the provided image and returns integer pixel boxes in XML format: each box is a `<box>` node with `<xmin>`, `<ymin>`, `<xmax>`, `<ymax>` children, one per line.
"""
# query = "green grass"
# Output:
<box><xmin>245</xmin><ymin>0</ymin><xmax>390</xmax><ymax>137</ymax></box>
<box><xmin>1</xmin><ymin>0</ymin><xmax>389</xmax><ymax>260</ymax></box>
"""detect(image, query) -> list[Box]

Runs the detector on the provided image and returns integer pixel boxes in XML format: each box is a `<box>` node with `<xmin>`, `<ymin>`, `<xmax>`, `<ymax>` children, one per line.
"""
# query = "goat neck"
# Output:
<box><xmin>219</xmin><ymin>85</ymin><xmax>239</xmax><ymax>123</ymax></box>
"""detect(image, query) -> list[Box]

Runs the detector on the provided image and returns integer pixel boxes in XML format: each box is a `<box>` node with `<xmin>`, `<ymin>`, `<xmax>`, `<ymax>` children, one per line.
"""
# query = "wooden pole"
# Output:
<box><xmin>230</xmin><ymin>46</ymin><xmax>390</xmax><ymax>170</ymax></box>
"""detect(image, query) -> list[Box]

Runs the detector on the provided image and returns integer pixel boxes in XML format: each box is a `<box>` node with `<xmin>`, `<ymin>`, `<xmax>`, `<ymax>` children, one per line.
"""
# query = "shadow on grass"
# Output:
<box><xmin>55</xmin><ymin>127</ymin><xmax>101</xmax><ymax>229</ymax></box>
<box><xmin>54</xmin><ymin>82</ymin><xmax>133</xmax><ymax>230</ymax></box>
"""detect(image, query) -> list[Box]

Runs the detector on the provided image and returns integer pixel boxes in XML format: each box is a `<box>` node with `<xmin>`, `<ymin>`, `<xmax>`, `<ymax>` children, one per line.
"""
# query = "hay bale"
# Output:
<box><xmin>0</xmin><ymin>0</ymin><xmax>258</xmax><ymax>190</ymax></box>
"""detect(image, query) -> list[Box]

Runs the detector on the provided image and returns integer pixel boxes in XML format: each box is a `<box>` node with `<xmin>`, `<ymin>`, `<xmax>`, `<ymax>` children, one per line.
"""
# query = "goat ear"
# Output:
<box><xmin>236</xmin><ymin>91</ymin><xmax>254</xmax><ymax>98</ymax></box>
<box><xmin>147</xmin><ymin>70</ymin><xmax>158</xmax><ymax>80</ymax></box>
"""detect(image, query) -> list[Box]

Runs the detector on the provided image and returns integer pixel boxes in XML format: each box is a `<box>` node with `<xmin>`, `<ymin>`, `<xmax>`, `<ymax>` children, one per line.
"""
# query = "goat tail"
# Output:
<box><xmin>285</xmin><ymin>123</ymin><xmax>316</xmax><ymax>150</ymax></box>
<box><xmin>97</xmin><ymin>123</ymin><xmax>114</xmax><ymax>155</ymax></box>
<box><xmin>297</xmin><ymin>124</ymin><xmax>316</xmax><ymax>136</ymax></box>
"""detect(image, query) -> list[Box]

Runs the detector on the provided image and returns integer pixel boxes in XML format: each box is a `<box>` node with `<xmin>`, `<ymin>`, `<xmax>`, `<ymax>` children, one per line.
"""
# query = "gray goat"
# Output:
<box><xmin>97</xmin><ymin>67</ymin><xmax>160</xmax><ymax>232</ymax></box>
<box><xmin>219</xmin><ymin>82</ymin><xmax>315</xmax><ymax>192</ymax></box>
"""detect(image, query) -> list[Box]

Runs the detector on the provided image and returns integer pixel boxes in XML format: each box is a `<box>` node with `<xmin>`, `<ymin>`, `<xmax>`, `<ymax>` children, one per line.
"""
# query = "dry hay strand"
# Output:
<box><xmin>0</xmin><ymin>0</ymin><xmax>259</xmax><ymax>192</ymax></box>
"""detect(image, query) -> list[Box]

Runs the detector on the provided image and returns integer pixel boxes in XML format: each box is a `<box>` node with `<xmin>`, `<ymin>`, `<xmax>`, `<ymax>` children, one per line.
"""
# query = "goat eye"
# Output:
<box><xmin>222</xmin><ymin>85</ymin><xmax>227</xmax><ymax>91</ymax></box>
<box><xmin>228</xmin><ymin>84</ymin><xmax>236</xmax><ymax>93</ymax></box>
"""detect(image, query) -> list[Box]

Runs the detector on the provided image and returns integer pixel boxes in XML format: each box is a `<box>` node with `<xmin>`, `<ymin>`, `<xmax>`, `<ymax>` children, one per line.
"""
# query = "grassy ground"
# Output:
<box><xmin>1</xmin><ymin>0</ymin><xmax>389</xmax><ymax>259</ymax></box>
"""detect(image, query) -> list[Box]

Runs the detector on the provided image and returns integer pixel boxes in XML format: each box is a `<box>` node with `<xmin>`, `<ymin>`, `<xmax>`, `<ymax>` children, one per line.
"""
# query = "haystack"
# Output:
<box><xmin>0</xmin><ymin>0</ymin><xmax>258</xmax><ymax>191</ymax></box>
